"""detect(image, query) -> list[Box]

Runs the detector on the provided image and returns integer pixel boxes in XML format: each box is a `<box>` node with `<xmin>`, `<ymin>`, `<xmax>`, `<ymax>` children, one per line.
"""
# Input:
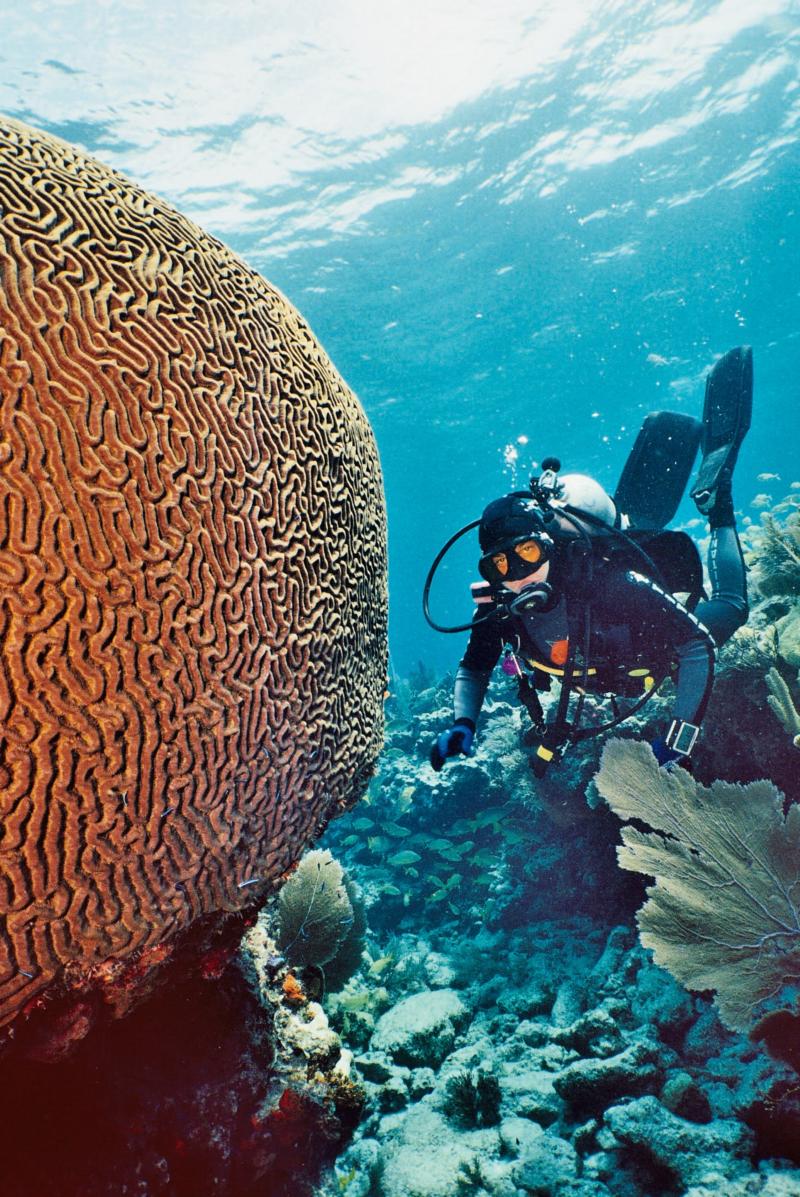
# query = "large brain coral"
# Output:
<box><xmin>0</xmin><ymin>117</ymin><xmax>387</xmax><ymax>1040</ymax></box>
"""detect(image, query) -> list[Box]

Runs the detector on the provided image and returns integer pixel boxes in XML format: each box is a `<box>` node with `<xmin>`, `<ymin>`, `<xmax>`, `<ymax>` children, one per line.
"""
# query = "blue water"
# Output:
<box><xmin>4</xmin><ymin>0</ymin><xmax>800</xmax><ymax>673</ymax></box>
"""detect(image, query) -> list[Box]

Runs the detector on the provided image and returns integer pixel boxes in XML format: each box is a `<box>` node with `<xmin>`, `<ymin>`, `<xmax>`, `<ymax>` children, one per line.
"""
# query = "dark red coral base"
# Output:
<box><xmin>1</xmin><ymin>908</ymin><xmax>257</xmax><ymax>1064</ymax></box>
<box><xmin>0</xmin><ymin>958</ymin><xmax>355</xmax><ymax>1196</ymax></box>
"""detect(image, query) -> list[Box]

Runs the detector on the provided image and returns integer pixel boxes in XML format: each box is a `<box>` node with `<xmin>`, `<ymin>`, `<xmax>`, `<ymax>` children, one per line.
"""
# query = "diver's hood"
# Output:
<box><xmin>478</xmin><ymin>491</ymin><xmax>550</xmax><ymax>553</ymax></box>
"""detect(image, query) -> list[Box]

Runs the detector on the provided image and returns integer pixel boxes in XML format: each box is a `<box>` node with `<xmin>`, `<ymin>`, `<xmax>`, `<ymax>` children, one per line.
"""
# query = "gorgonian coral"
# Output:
<box><xmin>751</xmin><ymin>498</ymin><xmax>800</xmax><ymax>598</ymax></box>
<box><xmin>595</xmin><ymin>739</ymin><xmax>800</xmax><ymax>1032</ymax></box>
<box><xmin>766</xmin><ymin>668</ymin><xmax>800</xmax><ymax>748</ymax></box>
<box><xmin>276</xmin><ymin>850</ymin><xmax>365</xmax><ymax>983</ymax></box>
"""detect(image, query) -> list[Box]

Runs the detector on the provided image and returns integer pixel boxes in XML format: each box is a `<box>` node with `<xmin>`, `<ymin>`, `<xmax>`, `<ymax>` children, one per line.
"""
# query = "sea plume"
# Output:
<box><xmin>595</xmin><ymin>739</ymin><xmax>800</xmax><ymax>1032</ymax></box>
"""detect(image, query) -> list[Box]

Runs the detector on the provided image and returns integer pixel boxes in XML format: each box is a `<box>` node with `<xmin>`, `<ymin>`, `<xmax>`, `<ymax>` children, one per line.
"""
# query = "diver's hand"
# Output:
<box><xmin>430</xmin><ymin>719</ymin><xmax>475</xmax><ymax>772</ymax></box>
<box><xmin>650</xmin><ymin>737</ymin><xmax>693</xmax><ymax>772</ymax></box>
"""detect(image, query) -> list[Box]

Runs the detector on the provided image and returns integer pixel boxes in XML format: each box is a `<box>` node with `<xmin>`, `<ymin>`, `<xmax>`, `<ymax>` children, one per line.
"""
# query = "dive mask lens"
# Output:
<box><xmin>514</xmin><ymin>539</ymin><xmax>544</xmax><ymax>566</ymax></box>
<box><xmin>480</xmin><ymin>535</ymin><xmax>550</xmax><ymax>585</ymax></box>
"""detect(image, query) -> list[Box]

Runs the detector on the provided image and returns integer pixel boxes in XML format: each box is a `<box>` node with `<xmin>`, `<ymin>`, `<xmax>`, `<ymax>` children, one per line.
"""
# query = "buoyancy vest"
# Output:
<box><xmin>473</xmin><ymin>528</ymin><xmax>704</xmax><ymax>698</ymax></box>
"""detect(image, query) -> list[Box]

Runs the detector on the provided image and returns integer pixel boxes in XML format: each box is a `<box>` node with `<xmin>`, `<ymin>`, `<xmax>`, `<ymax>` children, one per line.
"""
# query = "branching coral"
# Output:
<box><xmin>594</xmin><ymin>739</ymin><xmax>800</xmax><ymax>1032</ymax></box>
<box><xmin>766</xmin><ymin>668</ymin><xmax>800</xmax><ymax>749</ymax></box>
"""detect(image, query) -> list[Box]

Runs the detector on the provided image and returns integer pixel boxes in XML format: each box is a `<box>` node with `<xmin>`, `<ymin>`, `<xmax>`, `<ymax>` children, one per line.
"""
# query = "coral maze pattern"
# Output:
<box><xmin>0</xmin><ymin>117</ymin><xmax>387</xmax><ymax>1030</ymax></box>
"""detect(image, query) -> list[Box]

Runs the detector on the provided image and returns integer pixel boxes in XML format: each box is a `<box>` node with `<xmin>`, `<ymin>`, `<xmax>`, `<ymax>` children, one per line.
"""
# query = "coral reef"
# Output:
<box><xmin>312</xmin><ymin>651</ymin><xmax>800</xmax><ymax>1197</ymax></box>
<box><xmin>274</xmin><ymin>849</ymin><xmax>367</xmax><ymax>997</ymax></box>
<box><xmin>0</xmin><ymin>952</ymin><xmax>361</xmax><ymax>1197</ymax></box>
<box><xmin>0</xmin><ymin>116</ymin><xmax>387</xmax><ymax>1049</ymax></box>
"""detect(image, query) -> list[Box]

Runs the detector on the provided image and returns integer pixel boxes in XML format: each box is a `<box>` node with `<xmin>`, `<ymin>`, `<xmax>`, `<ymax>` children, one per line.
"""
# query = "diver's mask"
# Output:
<box><xmin>478</xmin><ymin>533</ymin><xmax>554</xmax><ymax>587</ymax></box>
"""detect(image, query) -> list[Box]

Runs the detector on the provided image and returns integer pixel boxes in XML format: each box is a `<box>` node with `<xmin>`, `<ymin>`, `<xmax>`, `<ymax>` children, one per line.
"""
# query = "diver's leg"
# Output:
<box><xmin>693</xmin><ymin>495</ymin><xmax>748</xmax><ymax>648</ymax></box>
<box><xmin>690</xmin><ymin>347</ymin><xmax>752</xmax><ymax>515</ymax></box>
<box><xmin>690</xmin><ymin>346</ymin><xmax>752</xmax><ymax>648</ymax></box>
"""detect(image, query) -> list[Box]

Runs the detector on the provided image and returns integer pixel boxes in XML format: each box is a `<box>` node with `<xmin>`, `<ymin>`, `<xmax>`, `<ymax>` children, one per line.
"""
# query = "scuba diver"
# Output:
<box><xmin>424</xmin><ymin>346</ymin><xmax>752</xmax><ymax>776</ymax></box>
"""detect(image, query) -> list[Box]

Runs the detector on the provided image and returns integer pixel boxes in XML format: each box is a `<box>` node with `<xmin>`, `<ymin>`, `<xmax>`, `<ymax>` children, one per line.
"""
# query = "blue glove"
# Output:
<box><xmin>650</xmin><ymin>737</ymin><xmax>692</xmax><ymax>771</ymax></box>
<box><xmin>430</xmin><ymin>720</ymin><xmax>475</xmax><ymax>772</ymax></box>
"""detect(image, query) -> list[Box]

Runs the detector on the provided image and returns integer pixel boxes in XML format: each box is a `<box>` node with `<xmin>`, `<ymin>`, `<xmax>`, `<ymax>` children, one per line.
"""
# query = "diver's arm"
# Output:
<box><xmin>672</xmin><ymin>633</ymin><xmax>716</xmax><ymax>725</ymax></box>
<box><xmin>453</xmin><ymin>664</ymin><xmax>494</xmax><ymax>727</ymax></box>
<box><xmin>429</xmin><ymin>612</ymin><xmax>502</xmax><ymax>771</ymax></box>
<box><xmin>455</xmin><ymin>614</ymin><xmax>502</xmax><ymax>724</ymax></box>
<box><xmin>618</xmin><ymin>569</ymin><xmax>717</xmax><ymax>744</ymax></box>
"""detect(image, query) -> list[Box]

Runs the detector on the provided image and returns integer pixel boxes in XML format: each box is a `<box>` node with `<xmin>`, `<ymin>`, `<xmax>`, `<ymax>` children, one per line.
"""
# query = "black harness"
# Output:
<box><xmin>500</xmin><ymin>523</ymin><xmax>706</xmax><ymax>776</ymax></box>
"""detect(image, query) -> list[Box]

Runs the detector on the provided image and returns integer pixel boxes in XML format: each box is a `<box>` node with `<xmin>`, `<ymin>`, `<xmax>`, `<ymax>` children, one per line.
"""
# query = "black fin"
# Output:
<box><xmin>614</xmin><ymin>411</ymin><xmax>702</xmax><ymax>529</ymax></box>
<box><xmin>690</xmin><ymin>346</ymin><xmax>753</xmax><ymax>515</ymax></box>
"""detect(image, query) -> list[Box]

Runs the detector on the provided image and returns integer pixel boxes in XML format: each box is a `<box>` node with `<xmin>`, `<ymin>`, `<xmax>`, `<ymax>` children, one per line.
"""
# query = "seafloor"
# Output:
<box><xmin>305</xmin><ymin>494</ymin><xmax>800</xmax><ymax>1197</ymax></box>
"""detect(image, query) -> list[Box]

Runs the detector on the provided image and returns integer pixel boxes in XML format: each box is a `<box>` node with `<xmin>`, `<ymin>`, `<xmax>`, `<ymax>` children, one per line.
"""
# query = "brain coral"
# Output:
<box><xmin>0</xmin><ymin>117</ymin><xmax>387</xmax><ymax>1037</ymax></box>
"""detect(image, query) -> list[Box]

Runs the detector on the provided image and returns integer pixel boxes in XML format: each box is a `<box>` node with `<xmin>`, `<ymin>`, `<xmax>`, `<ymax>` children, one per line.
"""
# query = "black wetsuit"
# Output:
<box><xmin>453</xmin><ymin>526</ymin><xmax>748</xmax><ymax>735</ymax></box>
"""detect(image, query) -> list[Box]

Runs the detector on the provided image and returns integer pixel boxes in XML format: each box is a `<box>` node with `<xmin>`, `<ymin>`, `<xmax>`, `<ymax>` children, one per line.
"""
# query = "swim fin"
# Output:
<box><xmin>690</xmin><ymin>346</ymin><xmax>752</xmax><ymax>516</ymax></box>
<box><xmin>614</xmin><ymin>411</ymin><xmax>702</xmax><ymax>529</ymax></box>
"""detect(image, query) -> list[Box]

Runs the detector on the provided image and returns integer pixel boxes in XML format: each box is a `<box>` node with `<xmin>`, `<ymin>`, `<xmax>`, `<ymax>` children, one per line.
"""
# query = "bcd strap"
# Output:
<box><xmin>517</xmin><ymin>674</ymin><xmax>544</xmax><ymax>731</ymax></box>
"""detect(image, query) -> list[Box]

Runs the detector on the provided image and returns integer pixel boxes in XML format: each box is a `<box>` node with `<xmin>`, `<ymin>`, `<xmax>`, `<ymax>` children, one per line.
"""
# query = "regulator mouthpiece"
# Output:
<box><xmin>507</xmin><ymin>581</ymin><xmax>554</xmax><ymax>615</ymax></box>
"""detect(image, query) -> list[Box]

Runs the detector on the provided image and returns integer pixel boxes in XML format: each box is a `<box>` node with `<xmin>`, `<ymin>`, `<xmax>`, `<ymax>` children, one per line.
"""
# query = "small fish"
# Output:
<box><xmin>751</xmin><ymin>493</ymin><xmax>773</xmax><ymax>509</ymax></box>
<box><xmin>367</xmin><ymin>836</ymin><xmax>392</xmax><ymax>853</ymax></box>
<box><xmin>468</xmin><ymin>807</ymin><xmax>507</xmax><ymax>831</ymax></box>
<box><xmin>382</xmin><ymin>822</ymin><xmax>411</xmax><ymax>838</ymax></box>
<box><xmin>387</xmin><ymin>849</ymin><xmax>422</xmax><ymax>867</ymax></box>
<box><xmin>757</xmin><ymin>472</ymin><xmax>781</xmax><ymax>482</ymax></box>
<box><xmin>368</xmin><ymin>955</ymin><xmax>394</xmax><ymax>976</ymax></box>
<box><xmin>646</xmin><ymin>352</ymin><xmax>669</xmax><ymax>366</ymax></box>
<box><xmin>435</xmin><ymin>848</ymin><xmax>463</xmax><ymax>862</ymax></box>
<box><xmin>395</xmin><ymin>790</ymin><xmax>415</xmax><ymax>814</ymax></box>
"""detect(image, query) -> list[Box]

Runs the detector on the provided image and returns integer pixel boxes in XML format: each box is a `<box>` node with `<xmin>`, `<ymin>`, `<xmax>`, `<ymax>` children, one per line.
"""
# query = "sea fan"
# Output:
<box><xmin>324</xmin><ymin>876</ymin><xmax>368</xmax><ymax>991</ymax></box>
<box><xmin>595</xmin><ymin>739</ymin><xmax>800</xmax><ymax>1032</ymax></box>
<box><xmin>276</xmin><ymin>849</ymin><xmax>354</xmax><ymax>968</ymax></box>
